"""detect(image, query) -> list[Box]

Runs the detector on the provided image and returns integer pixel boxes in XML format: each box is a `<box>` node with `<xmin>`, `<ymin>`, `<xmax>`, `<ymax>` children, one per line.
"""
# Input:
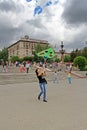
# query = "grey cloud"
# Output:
<box><xmin>62</xmin><ymin>0</ymin><xmax>87</xmax><ymax>26</ymax></box>
<box><xmin>0</xmin><ymin>15</ymin><xmax>22</xmax><ymax>48</ymax></box>
<box><xmin>0</xmin><ymin>25</ymin><xmax>22</xmax><ymax>48</ymax></box>
<box><xmin>19</xmin><ymin>20</ymin><xmax>50</xmax><ymax>41</ymax></box>
<box><xmin>64</xmin><ymin>31</ymin><xmax>87</xmax><ymax>52</ymax></box>
<box><xmin>26</xmin><ymin>19</ymin><xmax>45</xmax><ymax>28</ymax></box>
<box><xmin>0</xmin><ymin>17</ymin><xmax>50</xmax><ymax>49</ymax></box>
<box><xmin>0</xmin><ymin>0</ymin><xmax>24</xmax><ymax>13</ymax></box>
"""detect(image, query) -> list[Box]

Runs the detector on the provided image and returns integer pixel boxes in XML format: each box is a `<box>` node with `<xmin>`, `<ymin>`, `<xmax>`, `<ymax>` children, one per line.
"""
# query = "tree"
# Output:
<box><xmin>82</xmin><ymin>47</ymin><xmax>87</xmax><ymax>58</ymax></box>
<box><xmin>35</xmin><ymin>43</ymin><xmax>49</xmax><ymax>53</ymax></box>
<box><xmin>74</xmin><ymin>56</ymin><xmax>87</xmax><ymax>70</ymax></box>
<box><xmin>70</xmin><ymin>50</ymin><xmax>77</xmax><ymax>62</ymax></box>
<box><xmin>64</xmin><ymin>55</ymin><xmax>71</xmax><ymax>62</ymax></box>
<box><xmin>10</xmin><ymin>56</ymin><xmax>19</xmax><ymax>63</ymax></box>
<box><xmin>0</xmin><ymin>47</ymin><xmax>8</xmax><ymax>63</ymax></box>
<box><xmin>0</xmin><ymin>50</ymin><xmax>2</xmax><ymax>59</ymax></box>
<box><xmin>55</xmin><ymin>58</ymin><xmax>61</xmax><ymax>63</ymax></box>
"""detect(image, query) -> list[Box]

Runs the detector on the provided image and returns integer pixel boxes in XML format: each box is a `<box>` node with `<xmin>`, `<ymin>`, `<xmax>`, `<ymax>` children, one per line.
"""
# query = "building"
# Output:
<box><xmin>8</xmin><ymin>35</ymin><xmax>49</xmax><ymax>60</ymax></box>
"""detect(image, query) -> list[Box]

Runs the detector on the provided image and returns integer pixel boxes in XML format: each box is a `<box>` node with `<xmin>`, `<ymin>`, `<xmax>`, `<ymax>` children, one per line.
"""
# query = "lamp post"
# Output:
<box><xmin>60</xmin><ymin>41</ymin><xmax>65</xmax><ymax>64</ymax></box>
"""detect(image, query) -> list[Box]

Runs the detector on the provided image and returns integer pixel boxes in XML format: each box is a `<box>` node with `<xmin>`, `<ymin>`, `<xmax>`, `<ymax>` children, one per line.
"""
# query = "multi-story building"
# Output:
<box><xmin>8</xmin><ymin>35</ymin><xmax>49</xmax><ymax>60</ymax></box>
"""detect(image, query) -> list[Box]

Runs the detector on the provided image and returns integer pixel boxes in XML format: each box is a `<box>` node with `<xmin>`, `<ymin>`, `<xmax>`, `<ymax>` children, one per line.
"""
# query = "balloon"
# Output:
<box><xmin>26</xmin><ymin>0</ymin><xmax>32</xmax><ymax>2</ymax></box>
<box><xmin>25</xmin><ymin>0</ymin><xmax>59</xmax><ymax>15</ymax></box>
<box><xmin>34</xmin><ymin>6</ymin><xmax>43</xmax><ymax>16</ymax></box>
<box><xmin>35</xmin><ymin>0</ymin><xmax>38</xmax><ymax>3</ymax></box>
<box><xmin>37</xmin><ymin>48</ymin><xmax>55</xmax><ymax>59</ymax></box>
<box><xmin>54</xmin><ymin>0</ymin><xmax>59</xmax><ymax>4</ymax></box>
<box><xmin>44</xmin><ymin>1</ymin><xmax>52</xmax><ymax>7</ymax></box>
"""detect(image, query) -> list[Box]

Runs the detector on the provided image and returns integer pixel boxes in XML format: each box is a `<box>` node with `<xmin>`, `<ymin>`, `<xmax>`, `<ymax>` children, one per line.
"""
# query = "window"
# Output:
<box><xmin>23</xmin><ymin>43</ymin><xmax>25</xmax><ymax>48</ymax></box>
<box><xmin>26</xmin><ymin>43</ymin><xmax>28</xmax><ymax>49</ymax></box>
<box><xmin>17</xmin><ymin>45</ymin><xmax>19</xmax><ymax>50</ymax></box>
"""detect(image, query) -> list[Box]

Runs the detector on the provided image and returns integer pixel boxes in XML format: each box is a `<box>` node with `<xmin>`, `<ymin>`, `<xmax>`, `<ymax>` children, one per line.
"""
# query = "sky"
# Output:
<box><xmin>0</xmin><ymin>0</ymin><xmax>87</xmax><ymax>52</ymax></box>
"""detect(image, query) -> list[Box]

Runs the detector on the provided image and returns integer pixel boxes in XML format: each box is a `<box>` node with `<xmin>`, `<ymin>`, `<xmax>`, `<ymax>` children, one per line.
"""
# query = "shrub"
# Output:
<box><xmin>10</xmin><ymin>56</ymin><xmax>19</xmax><ymax>63</ymax></box>
<box><xmin>64</xmin><ymin>55</ymin><xmax>71</xmax><ymax>62</ymax></box>
<box><xmin>55</xmin><ymin>58</ymin><xmax>61</xmax><ymax>62</ymax></box>
<box><xmin>74</xmin><ymin>56</ymin><xmax>87</xmax><ymax>70</ymax></box>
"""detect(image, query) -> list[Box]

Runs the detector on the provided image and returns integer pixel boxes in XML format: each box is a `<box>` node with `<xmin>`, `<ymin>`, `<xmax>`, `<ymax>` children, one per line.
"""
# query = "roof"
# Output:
<box><xmin>8</xmin><ymin>37</ymin><xmax>49</xmax><ymax>48</ymax></box>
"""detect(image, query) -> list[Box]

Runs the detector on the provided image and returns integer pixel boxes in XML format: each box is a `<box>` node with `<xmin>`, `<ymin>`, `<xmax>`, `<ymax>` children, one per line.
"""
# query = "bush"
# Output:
<box><xmin>74</xmin><ymin>56</ymin><xmax>87</xmax><ymax>70</ymax></box>
<box><xmin>10</xmin><ymin>56</ymin><xmax>19</xmax><ymax>63</ymax></box>
<box><xmin>55</xmin><ymin>58</ymin><xmax>61</xmax><ymax>62</ymax></box>
<box><xmin>79</xmin><ymin>67</ymin><xmax>87</xmax><ymax>71</ymax></box>
<box><xmin>64</xmin><ymin>55</ymin><xmax>71</xmax><ymax>62</ymax></box>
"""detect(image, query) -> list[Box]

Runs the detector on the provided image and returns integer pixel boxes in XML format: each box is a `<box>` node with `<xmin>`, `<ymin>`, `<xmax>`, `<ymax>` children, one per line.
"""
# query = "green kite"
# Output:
<box><xmin>37</xmin><ymin>48</ymin><xmax>55</xmax><ymax>59</ymax></box>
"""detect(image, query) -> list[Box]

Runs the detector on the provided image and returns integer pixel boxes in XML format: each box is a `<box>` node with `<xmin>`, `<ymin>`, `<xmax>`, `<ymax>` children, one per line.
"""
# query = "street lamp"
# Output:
<box><xmin>60</xmin><ymin>41</ymin><xmax>65</xmax><ymax>63</ymax></box>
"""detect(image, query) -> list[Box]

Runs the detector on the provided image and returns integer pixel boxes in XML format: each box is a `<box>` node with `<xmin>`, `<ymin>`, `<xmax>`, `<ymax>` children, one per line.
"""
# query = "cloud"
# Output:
<box><xmin>0</xmin><ymin>0</ymin><xmax>23</xmax><ymax>13</ymax></box>
<box><xmin>62</xmin><ymin>0</ymin><xmax>87</xmax><ymax>26</ymax></box>
<box><xmin>0</xmin><ymin>0</ymin><xmax>87</xmax><ymax>53</ymax></box>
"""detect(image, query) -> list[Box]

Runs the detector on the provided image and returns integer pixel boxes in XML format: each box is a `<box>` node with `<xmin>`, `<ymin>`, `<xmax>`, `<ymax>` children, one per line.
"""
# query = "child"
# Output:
<box><xmin>67</xmin><ymin>71</ymin><xmax>72</xmax><ymax>84</ymax></box>
<box><xmin>5</xmin><ymin>65</ymin><xmax>8</xmax><ymax>73</ymax></box>
<box><xmin>53</xmin><ymin>71</ymin><xmax>58</xmax><ymax>83</ymax></box>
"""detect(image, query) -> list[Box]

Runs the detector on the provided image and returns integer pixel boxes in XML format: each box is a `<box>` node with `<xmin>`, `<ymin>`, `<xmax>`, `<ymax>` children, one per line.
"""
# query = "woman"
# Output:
<box><xmin>35</xmin><ymin>66</ymin><xmax>47</xmax><ymax>102</ymax></box>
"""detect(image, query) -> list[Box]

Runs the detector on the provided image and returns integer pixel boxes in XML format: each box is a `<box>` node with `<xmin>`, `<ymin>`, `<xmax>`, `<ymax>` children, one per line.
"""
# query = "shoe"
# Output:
<box><xmin>43</xmin><ymin>100</ymin><xmax>47</xmax><ymax>102</ymax></box>
<box><xmin>38</xmin><ymin>96</ymin><xmax>40</xmax><ymax>100</ymax></box>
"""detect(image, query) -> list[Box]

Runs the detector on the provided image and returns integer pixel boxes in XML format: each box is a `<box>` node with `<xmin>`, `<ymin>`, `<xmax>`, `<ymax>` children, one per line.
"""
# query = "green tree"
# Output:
<box><xmin>74</xmin><ymin>56</ymin><xmax>87</xmax><ymax>70</ymax></box>
<box><xmin>55</xmin><ymin>58</ymin><xmax>61</xmax><ymax>63</ymax></box>
<box><xmin>0</xmin><ymin>50</ymin><xmax>2</xmax><ymax>59</ymax></box>
<box><xmin>0</xmin><ymin>48</ymin><xmax>8</xmax><ymax>61</ymax></box>
<box><xmin>10</xmin><ymin>56</ymin><xmax>19</xmax><ymax>63</ymax></box>
<box><xmin>35</xmin><ymin>43</ymin><xmax>49</xmax><ymax>53</ymax></box>
<box><xmin>82</xmin><ymin>47</ymin><xmax>87</xmax><ymax>58</ymax></box>
<box><xmin>64</xmin><ymin>55</ymin><xmax>71</xmax><ymax>62</ymax></box>
<box><xmin>0</xmin><ymin>48</ymin><xmax>8</xmax><ymax>64</ymax></box>
<box><xmin>70</xmin><ymin>48</ymin><xmax>83</xmax><ymax>62</ymax></box>
<box><xmin>70</xmin><ymin>50</ymin><xmax>77</xmax><ymax>62</ymax></box>
<box><xmin>23</xmin><ymin>56</ymin><xmax>33</xmax><ymax>61</ymax></box>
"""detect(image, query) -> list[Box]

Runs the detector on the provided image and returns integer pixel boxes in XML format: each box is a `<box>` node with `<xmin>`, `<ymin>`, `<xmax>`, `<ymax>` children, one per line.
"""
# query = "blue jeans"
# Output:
<box><xmin>38</xmin><ymin>82</ymin><xmax>46</xmax><ymax>100</ymax></box>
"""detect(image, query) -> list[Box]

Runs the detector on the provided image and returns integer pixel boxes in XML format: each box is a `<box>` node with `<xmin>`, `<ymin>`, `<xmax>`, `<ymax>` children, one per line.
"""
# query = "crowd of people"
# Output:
<box><xmin>0</xmin><ymin>60</ymin><xmax>74</xmax><ymax>102</ymax></box>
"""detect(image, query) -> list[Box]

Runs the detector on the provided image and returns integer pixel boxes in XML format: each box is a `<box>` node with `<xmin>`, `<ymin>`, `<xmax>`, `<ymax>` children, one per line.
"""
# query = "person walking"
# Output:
<box><xmin>26</xmin><ymin>61</ymin><xmax>30</xmax><ymax>73</ymax></box>
<box><xmin>53</xmin><ymin>71</ymin><xmax>58</xmax><ymax>83</ymax></box>
<box><xmin>35</xmin><ymin>66</ymin><xmax>47</xmax><ymax>102</ymax></box>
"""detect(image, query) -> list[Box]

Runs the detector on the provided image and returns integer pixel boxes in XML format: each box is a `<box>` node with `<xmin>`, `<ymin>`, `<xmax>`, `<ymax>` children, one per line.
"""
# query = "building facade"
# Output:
<box><xmin>8</xmin><ymin>35</ymin><xmax>49</xmax><ymax>60</ymax></box>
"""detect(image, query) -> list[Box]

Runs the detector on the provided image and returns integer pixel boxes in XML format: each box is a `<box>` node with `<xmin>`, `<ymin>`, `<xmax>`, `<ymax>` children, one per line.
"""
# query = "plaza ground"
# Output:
<box><xmin>0</xmin><ymin>78</ymin><xmax>87</xmax><ymax>130</ymax></box>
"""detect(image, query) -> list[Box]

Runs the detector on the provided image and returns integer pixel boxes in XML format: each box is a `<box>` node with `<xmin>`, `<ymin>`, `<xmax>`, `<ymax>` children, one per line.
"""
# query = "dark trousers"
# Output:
<box><xmin>26</xmin><ymin>68</ymin><xmax>29</xmax><ymax>73</ymax></box>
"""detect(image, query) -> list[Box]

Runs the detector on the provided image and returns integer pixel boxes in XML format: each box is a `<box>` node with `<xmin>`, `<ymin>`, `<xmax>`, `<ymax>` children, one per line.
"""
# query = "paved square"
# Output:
<box><xmin>0</xmin><ymin>78</ymin><xmax>87</xmax><ymax>130</ymax></box>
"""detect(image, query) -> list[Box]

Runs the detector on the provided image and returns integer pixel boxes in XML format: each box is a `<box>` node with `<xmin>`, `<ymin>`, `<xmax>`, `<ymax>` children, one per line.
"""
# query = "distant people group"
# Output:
<box><xmin>0</xmin><ymin>60</ymin><xmax>78</xmax><ymax>104</ymax></box>
<box><xmin>1</xmin><ymin>62</ymin><xmax>8</xmax><ymax>73</ymax></box>
<box><xmin>18</xmin><ymin>60</ymin><xmax>30</xmax><ymax>73</ymax></box>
